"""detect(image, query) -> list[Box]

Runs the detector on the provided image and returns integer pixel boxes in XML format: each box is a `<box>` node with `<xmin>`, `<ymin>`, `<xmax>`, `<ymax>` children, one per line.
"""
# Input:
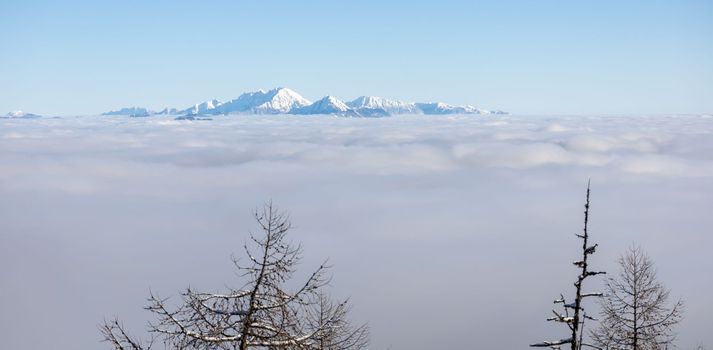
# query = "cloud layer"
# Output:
<box><xmin>1</xmin><ymin>114</ymin><xmax>712</xmax><ymax>349</ymax></box>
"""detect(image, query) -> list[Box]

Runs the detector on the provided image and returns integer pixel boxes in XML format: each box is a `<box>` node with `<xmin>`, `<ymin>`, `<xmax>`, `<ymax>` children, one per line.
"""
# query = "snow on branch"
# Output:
<box><xmin>531</xmin><ymin>338</ymin><xmax>573</xmax><ymax>347</ymax></box>
<box><xmin>584</xmin><ymin>244</ymin><xmax>598</xmax><ymax>255</ymax></box>
<box><xmin>547</xmin><ymin>311</ymin><xmax>575</xmax><ymax>324</ymax></box>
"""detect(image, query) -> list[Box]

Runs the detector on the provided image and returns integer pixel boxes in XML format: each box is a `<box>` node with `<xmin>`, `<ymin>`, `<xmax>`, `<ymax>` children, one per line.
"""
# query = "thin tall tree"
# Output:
<box><xmin>531</xmin><ymin>183</ymin><xmax>606</xmax><ymax>350</ymax></box>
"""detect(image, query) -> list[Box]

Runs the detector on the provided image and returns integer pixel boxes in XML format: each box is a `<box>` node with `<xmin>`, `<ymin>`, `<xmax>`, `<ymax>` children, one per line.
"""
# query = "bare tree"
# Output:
<box><xmin>531</xmin><ymin>183</ymin><xmax>606</xmax><ymax>350</ymax></box>
<box><xmin>299</xmin><ymin>294</ymin><xmax>369</xmax><ymax>350</ymax></box>
<box><xmin>100</xmin><ymin>317</ymin><xmax>155</xmax><ymax>350</ymax></box>
<box><xmin>100</xmin><ymin>202</ymin><xmax>368</xmax><ymax>350</ymax></box>
<box><xmin>591</xmin><ymin>245</ymin><xmax>683</xmax><ymax>350</ymax></box>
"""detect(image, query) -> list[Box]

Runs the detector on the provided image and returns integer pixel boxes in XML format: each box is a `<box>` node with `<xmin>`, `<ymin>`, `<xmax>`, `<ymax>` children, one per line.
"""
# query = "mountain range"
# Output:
<box><xmin>102</xmin><ymin>88</ymin><xmax>506</xmax><ymax>117</ymax></box>
<box><xmin>1</xmin><ymin>110</ymin><xmax>42</xmax><ymax>119</ymax></box>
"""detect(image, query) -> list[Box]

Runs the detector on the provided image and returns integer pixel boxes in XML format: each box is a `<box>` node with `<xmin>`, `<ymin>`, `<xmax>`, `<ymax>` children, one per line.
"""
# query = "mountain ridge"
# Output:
<box><xmin>102</xmin><ymin>88</ymin><xmax>506</xmax><ymax>117</ymax></box>
<box><xmin>2</xmin><ymin>110</ymin><xmax>42</xmax><ymax>119</ymax></box>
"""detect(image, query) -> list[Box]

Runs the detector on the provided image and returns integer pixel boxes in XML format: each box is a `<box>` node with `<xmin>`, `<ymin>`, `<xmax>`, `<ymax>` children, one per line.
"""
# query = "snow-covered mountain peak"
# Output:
<box><xmin>290</xmin><ymin>95</ymin><xmax>352</xmax><ymax>115</ymax></box>
<box><xmin>347</xmin><ymin>96</ymin><xmax>420</xmax><ymax>114</ymax></box>
<box><xmin>415</xmin><ymin>102</ymin><xmax>489</xmax><ymax>115</ymax></box>
<box><xmin>204</xmin><ymin>87</ymin><xmax>312</xmax><ymax>115</ymax></box>
<box><xmin>102</xmin><ymin>107</ymin><xmax>155</xmax><ymax>116</ymax></box>
<box><xmin>4</xmin><ymin>110</ymin><xmax>41</xmax><ymax>118</ymax></box>
<box><xmin>197</xmin><ymin>99</ymin><xmax>222</xmax><ymax>109</ymax></box>
<box><xmin>183</xmin><ymin>99</ymin><xmax>223</xmax><ymax>115</ymax></box>
<box><xmin>262</xmin><ymin>87</ymin><xmax>312</xmax><ymax>112</ymax></box>
<box><xmin>350</xmin><ymin>96</ymin><xmax>386</xmax><ymax>106</ymax></box>
<box><xmin>319</xmin><ymin>95</ymin><xmax>349</xmax><ymax>111</ymax></box>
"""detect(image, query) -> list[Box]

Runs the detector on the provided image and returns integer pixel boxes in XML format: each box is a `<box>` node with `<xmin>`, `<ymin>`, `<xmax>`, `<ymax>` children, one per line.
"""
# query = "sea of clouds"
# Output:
<box><xmin>1</xmin><ymin>114</ymin><xmax>712</xmax><ymax>349</ymax></box>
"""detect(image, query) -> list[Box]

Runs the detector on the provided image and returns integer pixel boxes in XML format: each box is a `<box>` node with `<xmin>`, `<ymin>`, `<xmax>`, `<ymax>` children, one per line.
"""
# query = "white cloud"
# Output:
<box><xmin>1</xmin><ymin>114</ymin><xmax>712</xmax><ymax>350</ymax></box>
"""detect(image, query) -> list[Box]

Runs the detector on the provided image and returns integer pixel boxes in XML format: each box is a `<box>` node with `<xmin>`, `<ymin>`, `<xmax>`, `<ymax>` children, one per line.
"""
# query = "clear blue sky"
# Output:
<box><xmin>1</xmin><ymin>0</ymin><xmax>711</xmax><ymax>115</ymax></box>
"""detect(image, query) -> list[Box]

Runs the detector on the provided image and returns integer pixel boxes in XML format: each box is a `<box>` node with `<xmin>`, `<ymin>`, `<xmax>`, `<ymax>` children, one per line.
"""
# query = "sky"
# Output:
<box><xmin>1</xmin><ymin>0</ymin><xmax>712</xmax><ymax>115</ymax></box>
<box><xmin>1</xmin><ymin>114</ymin><xmax>713</xmax><ymax>349</ymax></box>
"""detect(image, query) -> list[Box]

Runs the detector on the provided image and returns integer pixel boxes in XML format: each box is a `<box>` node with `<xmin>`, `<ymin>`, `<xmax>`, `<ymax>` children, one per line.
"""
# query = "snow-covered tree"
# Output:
<box><xmin>531</xmin><ymin>183</ymin><xmax>606</xmax><ymax>350</ymax></box>
<box><xmin>591</xmin><ymin>245</ymin><xmax>683</xmax><ymax>350</ymax></box>
<box><xmin>100</xmin><ymin>202</ymin><xmax>368</xmax><ymax>350</ymax></box>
